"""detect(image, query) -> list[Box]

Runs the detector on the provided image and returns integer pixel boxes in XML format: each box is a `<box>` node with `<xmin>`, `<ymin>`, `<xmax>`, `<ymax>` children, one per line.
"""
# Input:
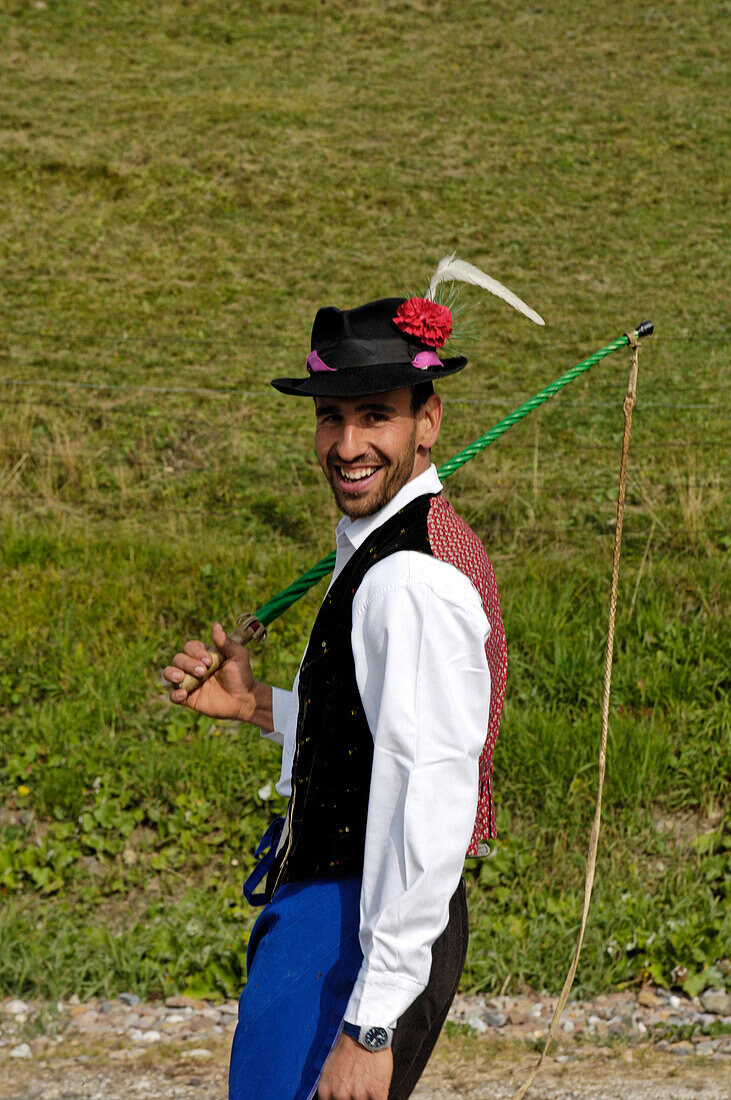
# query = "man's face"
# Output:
<box><xmin>314</xmin><ymin>388</ymin><xmax>441</xmax><ymax>519</ymax></box>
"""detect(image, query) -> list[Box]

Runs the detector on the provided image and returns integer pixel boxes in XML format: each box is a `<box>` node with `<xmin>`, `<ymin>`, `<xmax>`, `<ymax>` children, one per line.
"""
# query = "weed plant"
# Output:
<box><xmin>0</xmin><ymin>0</ymin><xmax>728</xmax><ymax>1002</ymax></box>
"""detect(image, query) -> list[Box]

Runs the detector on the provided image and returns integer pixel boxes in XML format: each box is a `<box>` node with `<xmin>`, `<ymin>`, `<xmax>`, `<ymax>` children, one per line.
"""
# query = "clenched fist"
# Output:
<box><xmin>164</xmin><ymin>622</ymin><xmax>274</xmax><ymax>729</ymax></box>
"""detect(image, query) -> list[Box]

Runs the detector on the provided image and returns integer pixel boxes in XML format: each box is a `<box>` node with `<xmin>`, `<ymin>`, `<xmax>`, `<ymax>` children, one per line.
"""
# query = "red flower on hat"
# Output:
<box><xmin>393</xmin><ymin>298</ymin><xmax>453</xmax><ymax>349</ymax></box>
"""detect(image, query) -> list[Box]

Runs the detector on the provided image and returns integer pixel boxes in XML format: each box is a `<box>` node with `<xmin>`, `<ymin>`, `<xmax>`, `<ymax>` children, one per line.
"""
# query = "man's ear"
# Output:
<box><xmin>416</xmin><ymin>393</ymin><xmax>442</xmax><ymax>452</ymax></box>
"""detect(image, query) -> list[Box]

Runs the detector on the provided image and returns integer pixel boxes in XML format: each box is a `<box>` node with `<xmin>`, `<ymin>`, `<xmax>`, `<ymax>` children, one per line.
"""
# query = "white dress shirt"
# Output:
<box><xmin>261</xmin><ymin>465</ymin><xmax>491</xmax><ymax>1028</ymax></box>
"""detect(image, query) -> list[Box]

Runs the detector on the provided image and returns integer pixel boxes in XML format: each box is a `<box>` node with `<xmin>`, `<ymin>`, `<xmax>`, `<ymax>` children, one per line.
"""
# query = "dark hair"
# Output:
<box><xmin>410</xmin><ymin>382</ymin><xmax>434</xmax><ymax>413</ymax></box>
<box><xmin>313</xmin><ymin>383</ymin><xmax>434</xmax><ymax>414</ymax></box>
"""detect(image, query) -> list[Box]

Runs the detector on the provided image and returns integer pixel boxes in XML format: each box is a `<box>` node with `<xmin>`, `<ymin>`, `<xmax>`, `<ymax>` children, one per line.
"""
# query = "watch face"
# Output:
<box><xmin>364</xmin><ymin>1026</ymin><xmax>389</xmax><ymax>1050</ymax></box>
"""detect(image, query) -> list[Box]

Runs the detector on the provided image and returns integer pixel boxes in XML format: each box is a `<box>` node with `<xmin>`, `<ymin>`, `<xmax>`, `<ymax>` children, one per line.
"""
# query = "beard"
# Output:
<box><xmin>323</xmin><ymin>423</ymin><xmax>418</xmax><ymax>519</ymax></box>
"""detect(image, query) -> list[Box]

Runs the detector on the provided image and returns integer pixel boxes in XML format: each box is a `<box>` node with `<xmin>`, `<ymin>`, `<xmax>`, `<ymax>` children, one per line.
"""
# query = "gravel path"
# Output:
<box><xmin>1</xmin><ymin>986</ymin><xmax>729</xmax><ymax>1099</ymax></box>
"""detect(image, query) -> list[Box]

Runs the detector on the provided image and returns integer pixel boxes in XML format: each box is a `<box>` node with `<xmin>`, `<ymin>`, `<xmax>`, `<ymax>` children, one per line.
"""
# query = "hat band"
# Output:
<box><xmin>306</xmin><ymin>350</ymin><xmax>338</xmax><ymax>373</ymax></box>
<box><xmin>307</xmin><ymin>345</ymin><xmax>444</xmax><ymax>376</ymax></box>
<box><xmin>412</xmin><ymin>350</ymin><xmax>443</xmax><ymax>370</ymax></box>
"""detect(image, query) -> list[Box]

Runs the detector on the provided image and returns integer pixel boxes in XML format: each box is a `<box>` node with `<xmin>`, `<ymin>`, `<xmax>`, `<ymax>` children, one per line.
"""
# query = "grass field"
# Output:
<box><xmin>1</xmin><ymin>1</ymin><xmax>728</xmax><ymax>1002</ymax></box>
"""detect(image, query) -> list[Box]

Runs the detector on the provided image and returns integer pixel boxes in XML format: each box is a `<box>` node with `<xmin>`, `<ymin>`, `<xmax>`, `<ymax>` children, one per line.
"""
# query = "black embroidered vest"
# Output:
<box><xmin>266</xmin><ymin>494</ymin><xmax>434</xmax><ymax>899</ymax></box>
<box><xmin>265</xmin><ymin>489</ymin><xmax>507</xmax><ymax>899</ymax></box>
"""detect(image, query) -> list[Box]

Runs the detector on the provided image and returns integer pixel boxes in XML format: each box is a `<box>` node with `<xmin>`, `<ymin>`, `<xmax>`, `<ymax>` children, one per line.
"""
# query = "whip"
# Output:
<box><xmin>175</xmin><ymin>320</ymin><xmax>653</xmax><ymax>693</ymax></box>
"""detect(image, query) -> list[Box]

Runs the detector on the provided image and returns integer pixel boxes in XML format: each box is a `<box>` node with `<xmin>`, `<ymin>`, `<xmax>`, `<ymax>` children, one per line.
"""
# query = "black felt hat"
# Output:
<box><xmin>270</xmin><ymin>297</ymin><xmax>468</xmax><ymax>398</ymax></box>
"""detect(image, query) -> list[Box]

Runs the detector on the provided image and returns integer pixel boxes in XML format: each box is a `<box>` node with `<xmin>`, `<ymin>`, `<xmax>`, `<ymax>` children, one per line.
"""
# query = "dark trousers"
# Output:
<box><xmin>312</xmin><ymin>879</ymin><xmax>468</xmax><ymax>1100</ymax></box>
<box><xmin>388</xmin><ymin>878</ymin><xmax>469</xmax><ymax>1100</ymax></box>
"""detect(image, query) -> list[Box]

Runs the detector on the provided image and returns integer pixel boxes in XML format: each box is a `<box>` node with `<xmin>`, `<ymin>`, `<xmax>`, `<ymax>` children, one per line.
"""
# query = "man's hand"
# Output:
<box><xmin>316</xmin><ymin>1033</ymin><xmax>392</xmax><ymax>1100</ymax></box>
<box><xmin>164</xmin><ymin>622</ymin><xmax>273</xmax><ymax>727</ymax></box>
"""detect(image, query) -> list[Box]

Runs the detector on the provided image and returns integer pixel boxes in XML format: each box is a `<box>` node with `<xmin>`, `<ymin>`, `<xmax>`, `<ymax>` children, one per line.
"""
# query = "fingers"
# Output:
<box><xmin>164</xmin><ymin>624</ymin><xmax>252</xmax><ymax>710</ymax></box>
<box><xmin>164</xmin><ymin>624</ymin><xmax>247</xmax><ymax>705</ymax></box>
<box><xmin>164</xmin><ymin>651</ymin><xmax>210</xmax><ymax>684</ymax></box>
<box><xmin>211</xmin><ymin>621</ymin><xmax>230</xmax><ymax>652</ymax></box>
<box><xmin>165</xmin><ymin>668</ymin><xmax>199</xmax><ymax>705</ymax></box>
<box><xmin>165</xmin><ymin>654</ymin><xmax>210</xmax><ymax>706</ymax></box>
<box><xmin>184</xmin><ymin>639</ymin><xmax>215</xmax><ymax>662</ymax></box>
<box><xmin>211</xmin><ymin>621</ymin><xmax>249</xmax><ymax>660</ymax></box>
<box><xmin>163</xmin><ymin>639</ymin><xmax>215</xmax><ymax>703</ymax></box>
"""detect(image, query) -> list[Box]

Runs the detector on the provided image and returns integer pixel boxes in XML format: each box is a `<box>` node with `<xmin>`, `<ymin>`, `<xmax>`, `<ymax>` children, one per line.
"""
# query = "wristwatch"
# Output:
<box><xmin>342</xmin><ymin>1020</ymin><xmax>394</xmax><ymax>1051</ymax></box>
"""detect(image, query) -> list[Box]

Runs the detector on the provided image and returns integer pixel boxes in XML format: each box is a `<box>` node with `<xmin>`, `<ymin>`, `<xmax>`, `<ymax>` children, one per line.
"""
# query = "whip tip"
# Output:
<box><xmin>635</xmin><ymin>320</ymin><xmax>654</xmax><ymax>339</ymax></box>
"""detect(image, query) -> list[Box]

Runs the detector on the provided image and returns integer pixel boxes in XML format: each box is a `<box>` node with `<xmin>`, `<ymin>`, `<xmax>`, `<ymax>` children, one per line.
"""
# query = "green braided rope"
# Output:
<box><xmin>435</xmin><ymin>331</ymin><xmax>631</xmax><ymax>479</ymax></box>
<box><xmin>255</xmin><ymin>330</ymin><xmax>637</xmax><ymax>626</ymax></box>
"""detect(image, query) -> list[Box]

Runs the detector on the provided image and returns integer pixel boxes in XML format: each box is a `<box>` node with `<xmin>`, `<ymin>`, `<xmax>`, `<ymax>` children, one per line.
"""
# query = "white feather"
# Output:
<box><xmin>427</xmin><ymin>252</ymin><xmax>545</xmax><ymax>326</ymax></box>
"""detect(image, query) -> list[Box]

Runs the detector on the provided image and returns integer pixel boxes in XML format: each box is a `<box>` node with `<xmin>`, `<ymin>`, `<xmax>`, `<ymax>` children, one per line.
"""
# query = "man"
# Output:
<box><xmin>165</xmin><ymin>295</ymin><xmax>506</xmax><ymax>1100</ymax></box>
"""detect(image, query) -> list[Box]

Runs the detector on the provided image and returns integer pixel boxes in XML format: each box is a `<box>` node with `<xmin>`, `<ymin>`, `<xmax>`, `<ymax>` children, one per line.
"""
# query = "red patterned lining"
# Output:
<box><xmin>427</xmin><ymin>495</ymin><xmax>507</xmax><ymax>854</ymax></box>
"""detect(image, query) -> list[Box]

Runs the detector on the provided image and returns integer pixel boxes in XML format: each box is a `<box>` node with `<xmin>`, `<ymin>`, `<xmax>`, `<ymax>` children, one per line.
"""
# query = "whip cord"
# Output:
<box><xmin>511</xmin><ymin>332</ymin><xmax>642</xmax><ymax>1099</ymax></box>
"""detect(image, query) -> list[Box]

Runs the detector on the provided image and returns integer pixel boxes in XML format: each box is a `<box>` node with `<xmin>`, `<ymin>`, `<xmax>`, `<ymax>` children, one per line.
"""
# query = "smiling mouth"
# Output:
<box><xmin>333</xmin><ymin>464</ymin><xmax>382</xmax><ymax>489</ymax></box>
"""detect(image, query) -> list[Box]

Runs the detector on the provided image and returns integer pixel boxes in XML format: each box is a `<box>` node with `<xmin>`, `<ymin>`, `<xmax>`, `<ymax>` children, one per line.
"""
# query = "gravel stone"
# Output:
<box><xmin>467</xmin><ymin>1015</ymin><xmax>488</xmax><ymax>1034</ymax></box>
<box><xmin>74</xmin><ymin>1010</ymin><xmax>101</xmax><ymax>1029</ymax></box>
<box><xmin>668</xmin><ymin>1041</ymin><xmax>694</xmax><ymax>1055</ymax></box>
<box><xmin>1</xmin><ymin>978</ymin><xmax>726</xmax><ymax>1100</ymax></box>
<box><xmin>482</xmin><ymin>1010</ymin><xmax>507</xmax><ymax>1028</ymax></box>
<box><xmin>700</xmin><ymin>989</ymin><xmax>731</xmax><ymax>1016</ymax></box>
<box><xmin>2</xmin><ymin>989</ymin><xmax>730</xmax><ymax>1100</ymax></box>
<box><xmin>184</xmin><ymin>1016</ymin><xmax>212</xmax><ymax>1033</ymax></box>
<box><xmin>164</xmin><ymin>995</ymin><xmax>198</xmax><ymax>1009</ymax></box>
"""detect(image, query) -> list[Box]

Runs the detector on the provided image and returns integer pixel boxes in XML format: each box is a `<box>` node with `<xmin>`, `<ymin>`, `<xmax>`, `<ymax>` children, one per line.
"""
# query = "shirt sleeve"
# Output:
<box><xmin>259</xmin><ymin>686</ymin><xmax>294</xmax><ymax>747</ymax></box>
<box><xmin>344</xmin><ymin>552</ymin><xmax>491</xmax><ymax>1028</ymax></box>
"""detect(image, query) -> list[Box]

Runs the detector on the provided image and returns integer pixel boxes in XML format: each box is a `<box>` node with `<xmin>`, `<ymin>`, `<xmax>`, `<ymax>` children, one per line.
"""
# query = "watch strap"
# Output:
<box><xmin>342</xmin><ymin>1020</ymin><xmax>394</xmax><ymax>1051</ymax></box>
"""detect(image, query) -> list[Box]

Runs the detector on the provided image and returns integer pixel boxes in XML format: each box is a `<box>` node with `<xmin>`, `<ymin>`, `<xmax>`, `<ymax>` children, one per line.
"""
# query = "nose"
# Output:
<box><xmin>335</xmin><ymin>422</ymin><xmax>368</xmax><ymax>462</ymax></box>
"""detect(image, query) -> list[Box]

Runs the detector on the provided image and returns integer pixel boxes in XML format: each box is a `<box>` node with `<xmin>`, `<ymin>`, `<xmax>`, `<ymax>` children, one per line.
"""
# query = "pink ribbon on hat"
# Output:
<box><xmin>306</xmin><ymin>350</ymin><xmax>337</xmax><ymax>373</ymax></box>
<box><xmin>412</xmin><ymin>350</ymin><xmax>443</xmax><ymax>370</ymax></box>
<box><xmin>306</xmin><ymin>348</ymin><xmax>442</xmax><ymax>374</ymax></box>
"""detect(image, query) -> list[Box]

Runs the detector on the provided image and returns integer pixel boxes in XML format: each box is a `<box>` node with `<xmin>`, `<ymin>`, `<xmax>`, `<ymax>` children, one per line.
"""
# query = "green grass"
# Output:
<box><xmin>0</xmin><ymin>0</ymin><xmax>728</xmax><ymax>1002</ymax></box>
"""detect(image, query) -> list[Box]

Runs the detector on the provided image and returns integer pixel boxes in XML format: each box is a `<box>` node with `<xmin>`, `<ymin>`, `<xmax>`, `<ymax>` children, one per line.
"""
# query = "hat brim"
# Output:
<box><xmin>270</xmin><ymin>356</ymin><xmax>468</xmax><ymax>398</ymax></box>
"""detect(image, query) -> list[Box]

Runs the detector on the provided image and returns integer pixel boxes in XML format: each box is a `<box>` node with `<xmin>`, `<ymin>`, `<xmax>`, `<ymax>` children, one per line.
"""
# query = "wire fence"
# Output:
<box><xmin>0</xmin><ymin>501</ymin><xmax>674</xmax><ymax>544</ymax></box>
<box><xmin>0</xmin><ymin>445</ymin><xmax>725</xmax><ymax>470</ymax></box>
<box><xmin>1</xmin><ymin>330</ymin><xmax>727</xmax><ymax>406</ymax></box>
<box><xmin>0</xmin><ymin>378</ymin><xmax>724</xmax><ymax>411</ymax></box>
<box><xmin>0</xmin><ymin>445</ymin><xmax>725</xmax><ymax>472</ymax></box>
<box><xmin>2</xmin><ymin>328</ymin><xmax>726</xmax><ymax>565</ymax></box>
<box><xmin>1</xmin><ymin>320</ymin><xmax>727</xmax><ymax>346</ymax></box>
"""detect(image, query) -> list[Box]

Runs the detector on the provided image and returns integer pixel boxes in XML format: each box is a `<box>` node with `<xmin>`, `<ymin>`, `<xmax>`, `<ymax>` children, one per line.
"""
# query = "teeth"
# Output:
<box><xmin>340</xmin><ymin>467</ymin><xmax>377</xmax><ymax>482</ymax></box>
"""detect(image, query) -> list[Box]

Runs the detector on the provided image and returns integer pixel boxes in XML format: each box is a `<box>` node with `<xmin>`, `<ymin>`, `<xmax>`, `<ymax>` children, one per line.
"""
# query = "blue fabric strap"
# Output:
<box><xmin>242</xmin><ymin>817</ymin><xmax>284</xmax><ymax>906</ymax></box>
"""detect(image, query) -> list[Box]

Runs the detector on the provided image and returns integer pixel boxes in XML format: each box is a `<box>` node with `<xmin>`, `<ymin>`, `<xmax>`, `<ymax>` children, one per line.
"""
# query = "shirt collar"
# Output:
<box><xmin>335</xmin><ymin>464</ymin><xmax>443</xmax><ymax>551</ymax></box>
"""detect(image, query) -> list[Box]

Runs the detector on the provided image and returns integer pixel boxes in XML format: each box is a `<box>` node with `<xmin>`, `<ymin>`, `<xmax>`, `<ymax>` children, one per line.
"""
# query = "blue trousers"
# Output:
<box><xmin>228</xmin><ymin>876</ymin><xmax>363</xmax><ymax>1100</ymax></box>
